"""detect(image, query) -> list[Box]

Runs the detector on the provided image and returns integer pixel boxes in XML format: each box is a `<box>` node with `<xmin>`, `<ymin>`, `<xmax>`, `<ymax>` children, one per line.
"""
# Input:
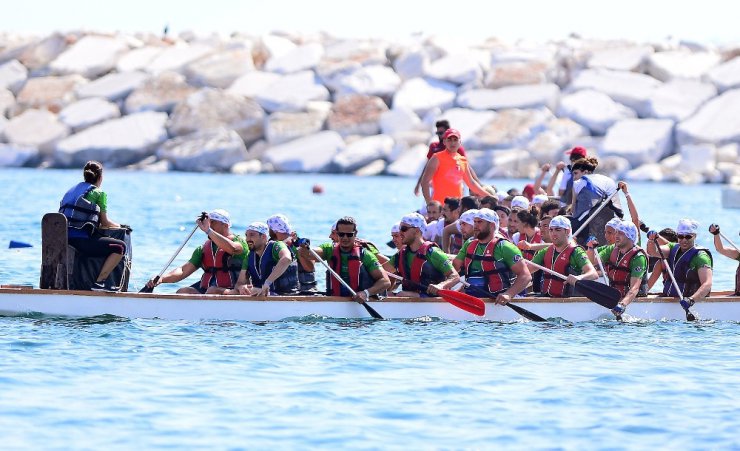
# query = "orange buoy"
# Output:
<box><xmin>312</xmin><ymin>184</ymin><xmax>324</xmax><ymax>194</ymax></box>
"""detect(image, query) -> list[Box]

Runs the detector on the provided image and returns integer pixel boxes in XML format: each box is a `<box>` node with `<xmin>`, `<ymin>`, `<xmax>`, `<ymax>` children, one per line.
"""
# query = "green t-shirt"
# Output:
<box><xmin>454</xmin><ymin>238</ymin><xmax>523</xmax><ymax>273</ymax></box>
<box><xmin>84</xmin><ymin>187</ymin><xmax>107</xmax><ymax>212</ymax></box>
<box><xmin>240</xmin><ymin>240</ymin><xmax>288</xmax><ymax>270</ymax></box>
<box><xmin>189</xmin><ymin>234</ymin><xmax>248</xmax><ymax>268</ymax></box>
<box><xmin>597</xmin><ymin>244</ymin><xmax>648</xmax><ymax>279</ymax></box>
<box><xmin>532</xmin><ymin>245</ymin><xmax>590</xmax><ymax>275</ymax></box>
<box><xmin>318</xmin><ymin>242</ymin><xmax>381</xmax><ymax>280</ymax></box>
<box><xmin>390</xmin><ymin>245</ymin><xmax>453</xmax><ymax>276</ymax></box>
<box><xmin>666</xmin><ymin>243</ymin><xmax>713</xmax><ymax>270</ymax></box>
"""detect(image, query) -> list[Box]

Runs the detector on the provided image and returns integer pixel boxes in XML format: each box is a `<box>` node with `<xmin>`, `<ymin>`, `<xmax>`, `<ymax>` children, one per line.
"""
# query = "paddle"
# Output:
<box><xmin>384</xmin><ymin>272</ymin><xmax>485</xmax><ymax>316</ymax></box>
<box><xmin>652</xmin><ymin>236</ymin><xmax>696</xmax><ymax>321</ymax></box>
<box><xmin>718</xmin><ymin>230</ymin><xmax>740</xmax><ymax>253</ymax></box>
<box><xmin>462</xmin><ymin>283</ymin><xmax>547</xmax><ymax>322</ymax></box>
<box><xmin>591</xmin><ymin>246</ymin><xmax>622</xmax><ymax>319</ymax></box>
<box><xmin>572</xmin><ymin>189</ymin><xmax>621</xmax><ymax>239</ymax></box>
<box><xmin>526</xmin><ymin>260</ymin><xmax>621</xmax><ymax>309</ymax></box>
<box><xmin>139</xmin><ymin>212</ymin><xmax>206</xmax><ymax>293</ymax></box>
<box><xmin>306</xmin><ymin>247</ymin><xmax>383</xmax><ymax>319</ymax></box>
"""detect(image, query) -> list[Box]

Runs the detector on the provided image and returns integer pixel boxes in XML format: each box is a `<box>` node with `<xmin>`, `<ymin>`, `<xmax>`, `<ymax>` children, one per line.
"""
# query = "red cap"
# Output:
<box><xmin>523</xmin><ymin>183</ymin><xmax>535</xmax><ymax>201</ymax></box>
<box><xmin>442</xmin><ymin>128</ymin><xmax>461</xmax><ymax>140</ymax></box>
<box><xmin>565</xmin><ymin>146</ymin><xmax>587</xmax><ymax>158</ymax></box>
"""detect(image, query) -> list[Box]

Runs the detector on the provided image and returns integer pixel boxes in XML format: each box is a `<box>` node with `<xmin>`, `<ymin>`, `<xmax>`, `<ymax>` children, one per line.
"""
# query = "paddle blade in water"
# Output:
<box><xmin>506</xmin><ymin>302</ymin><xmax>547</xmax><ymax>322</ymax></box>
<box><xmin>576</xmin><ymin>279</ymin><xmax>621</xmax><ymax>309</ymax></box>
<box><xmin>438</xmin><ymin>289</ymin><xmax>486</xmax><ymax>316</ymax></box>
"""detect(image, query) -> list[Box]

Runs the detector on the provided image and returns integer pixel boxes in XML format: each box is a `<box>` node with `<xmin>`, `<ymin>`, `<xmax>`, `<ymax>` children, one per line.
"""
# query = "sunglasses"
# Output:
<box><xmin>337</xmin><ymin>232</ymin><xmax>356</xmax><ymax>238</ymax></box>
<box><xmin>676</xmin><ymin>234</ymin><xmax>694</xmax><ymax>240</ymax></box>
<box><xmin>399</xmin><ymin>225</ymin><xmax>417</xmax><ymax>232</ymax></box>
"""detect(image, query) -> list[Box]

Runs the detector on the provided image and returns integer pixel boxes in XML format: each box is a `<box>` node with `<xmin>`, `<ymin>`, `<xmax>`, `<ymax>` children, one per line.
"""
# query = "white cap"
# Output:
<box><xmin>391</xmin><ymin>222</ymin><xmax>401</xmax><ymax>234</ymax></box>
<box><xmin>474</xmin><ymin>208</ymin><xmax>499</xmax><ymax>225</ymax></box>
<box><xmin>460</xmin><ymin>209</ymin><xmax>478</xmax><ymax>226</ymax></box>
<box><xmin>676</xmin><ymin>218</ymin><xmax>699</xmax><ymax>235</ymax></box>
<box><xmin>549</xmin><ymin>215</ymin><xmax>571</xmax><ymax>230</ymax></box>
<box><xmin>208</xmin><ymin>209</ymin><xmax>231</xmax><ymax>226</ymax></box>
<box><xmin>605</xmin><ymin>217</ymin><xmax>622</xmax><ymax>230</ymax></box>
<box><xmin>400</xmin><ymin>212</ymin><xmax>427</xmax><ymax>233</ymax></box>
<box><xmin>532</xmin><ymin>194</ymin><xmax>548</xmax><ymax>206</ymax></box>
<box><xmin>246</xmin><ymin>221</ymin><xmax>268</xmax><ymax>236</ymax></box>
<box><xmin>511</xmin><ymin>195</ymin><xmax>530</xmax><ymax>210</ymax></box>
<box><xmin>267</xmin><ymin>214</ymin><xmax>292</xmax><ymax>234</ymax></box>
<box><xmin>616</xmin><ymin>220</ymin><xmax>638</xmax><ymax>243</ymax></box>
<box><xmin>496</xmin><ymin>192</ymin><xmax>507</xmax><ymax>202</ymax></box>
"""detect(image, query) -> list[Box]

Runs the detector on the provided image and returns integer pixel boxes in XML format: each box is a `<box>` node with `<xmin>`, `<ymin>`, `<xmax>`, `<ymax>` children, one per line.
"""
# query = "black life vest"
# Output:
<box><xmin>662</xmin><ymin>246</ymin><xmax>713</xmax><ymax>298</ymax></box>
<box><xmin>247</xmin><ymin>241</ymin><xmax>299</xmax><ymax>295</ymax></box>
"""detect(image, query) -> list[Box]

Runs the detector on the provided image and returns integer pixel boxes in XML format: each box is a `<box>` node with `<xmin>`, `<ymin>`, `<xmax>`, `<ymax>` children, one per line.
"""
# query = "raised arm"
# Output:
<box><xmin>533</xmin><ymin>163</ymin><xmax>550</xmax><ymax>197</ymax></box>
<box><xmin>420</xmin><ymin>157</ymin><xmax>440</xmax><ymax>204</ymax></box>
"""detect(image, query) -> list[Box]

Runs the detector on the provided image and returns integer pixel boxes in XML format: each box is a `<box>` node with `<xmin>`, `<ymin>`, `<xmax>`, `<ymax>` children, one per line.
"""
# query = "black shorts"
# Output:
<box><xmin>69</xmin><ymin>235</ymin><xmax>126</xmax><ymax>258</ymax></box>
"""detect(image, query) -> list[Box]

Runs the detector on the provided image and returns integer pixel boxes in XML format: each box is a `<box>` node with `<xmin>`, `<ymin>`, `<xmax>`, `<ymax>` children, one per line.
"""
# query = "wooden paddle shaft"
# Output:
<box><xmin>308</xmin><ymin>247</ymin><xmax>358</xmax><ymax>296</ymax></box>
<box><xmin>719</xmin><ymin>231</ymin><xmax>740</xmax><ymax>252</ymax></box>
<box><xmin>572</xmin><ymin>189</ymin><xmax>621</xmax><ymax>238</ymax></box>
<box><xmin>155</xmin><ymin>223</ymin><xmax>200</xmax><ymax>280</ymax></box>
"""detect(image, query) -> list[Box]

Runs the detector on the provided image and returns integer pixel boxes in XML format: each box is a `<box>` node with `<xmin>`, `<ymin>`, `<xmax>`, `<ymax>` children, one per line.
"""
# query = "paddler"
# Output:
<box><xmin>267</xmin><ymin>213</ymin><xmax>317</xmax><ymax>294</ymax></box>
<box><xmin>596</xmin><ymin>221</ymin><xmax>648</xmax><ymax>317</ymax></box>
<box><xmin>708</xmin><ymin>224</ymin><xmax>740</xmax><ymax>295</ymax></box>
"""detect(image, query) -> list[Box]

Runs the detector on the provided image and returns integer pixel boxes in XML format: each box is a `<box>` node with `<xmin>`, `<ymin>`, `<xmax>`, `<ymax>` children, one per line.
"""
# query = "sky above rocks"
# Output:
<box><xmin>2</xmin><ymin>0</ymin><xmax>740</xmax><ymax>45</ymax></box>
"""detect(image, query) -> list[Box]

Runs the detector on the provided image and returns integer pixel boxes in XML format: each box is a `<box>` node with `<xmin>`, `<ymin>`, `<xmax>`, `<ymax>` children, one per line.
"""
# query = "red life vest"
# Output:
<box><xmin>449</xmin><ymin>233</ymin><xmax>464</xmax><ymax>255</ymax></box>
<box><xmin>200</xmin><ymin>238</ymin><xmax>237</xmax><ymax>289</ymax></box>
<box><xmin>328</xmin><ymin>244</ymin><xmax>364</xmax><ymax>296</ymax></box>
<box><xmin>520</xmin><ymin>228</ymin><xmax>542</xmax><ymax>261</ymax></box>
<box><xmin>606</xmin><ymin>245</ymin><xmax>645</xmax><ymax>297</ymax></box>
<box><xmin>541</xmin><ymin>243</ymin><xmax>578</xmax><ymax>297</ymax></box>
<box><xmin>397</xmin><ymin>241</ymin><xmax>444</xmax><ymax>291</ymax></box>
<box><xmin>463</xmin><ymin>238</ymin><xmax>512</xmax><ymax>294</ymax></box>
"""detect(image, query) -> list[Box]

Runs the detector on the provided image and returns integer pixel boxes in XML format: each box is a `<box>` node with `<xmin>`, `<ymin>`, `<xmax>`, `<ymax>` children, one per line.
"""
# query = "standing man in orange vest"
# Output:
<box><xmin>420</xmin><ymin>128</ymin><xmax>488</xmax><ymax>204</ymax></box>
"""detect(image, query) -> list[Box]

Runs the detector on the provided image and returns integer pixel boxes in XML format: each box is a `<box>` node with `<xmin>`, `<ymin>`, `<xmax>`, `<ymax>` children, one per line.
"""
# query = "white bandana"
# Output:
<box><xmin>267</xmin><ymin>214</ymin><xmax>292</xmax><ymax>234</ymax></box>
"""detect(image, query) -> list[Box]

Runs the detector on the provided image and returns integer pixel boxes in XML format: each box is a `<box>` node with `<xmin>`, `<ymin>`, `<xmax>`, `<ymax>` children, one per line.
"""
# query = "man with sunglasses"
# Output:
<box><xmin>384</xmin><ymin>213</ymin><xmax>460</xmax><ymax>297</ymax></box>
<box><xmin>302</xmin><ymin>216</ymin><xmax>390</xmax><ymax>303</ymax></box>
<box><xmin>527</xmin><ymin>216</ymin><xmax>598</xmax><ymax>297</ymax></box>
<box><xmin>596</xmin><ymin>221</ymin><xmax>649</xmax><ymax>317</ymax></box>
<box><xmin>647</xmin><ymin>219</ymin><xmax>713</xmax><ymax>305</ymax></box>
<box><xmin>453</xmin><ymin>208</ymin><xmax>532</xmax><ymax>305</ymax></box>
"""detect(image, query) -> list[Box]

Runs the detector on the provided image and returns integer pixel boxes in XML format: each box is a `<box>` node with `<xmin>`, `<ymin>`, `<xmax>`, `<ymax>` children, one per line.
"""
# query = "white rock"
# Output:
<box><xmin>393</xmin><ymin>77</ymin><xmax>457</xmax><ymax>117</ymax></box>
<box><xmin>184</xmin><ymin>47</ymin><xmax>254</xmax><ymax>88</ymax></box>
<box><xmin>334</xmin><ymin>65</ymin><xmax>402</xmax><ymax>97</ymax></box>
<box><xmin>0</xmin><ymin>88</ymin><xmax>13</xmax><ymax>117</ymax></box>
<box><xmin>721</xmin><ymin>185</ymin><xmax>740</xmax><ymax>209</ymax></box>
<box><xmin>425</xmin><ymin>53</ymin><xmax>483</xmax><ymax>85</ymax></box>
<box><xmin>379</xmin><ymin>108</ymin><xmax>422</xmax><ymax>136</ymax></box>
<box><xmin>676</xmin><ymin>88</ymin><xmax>740</xmax><ymax>145</ymax></box>
<box><xmin>0</xmin><ymin>60</ymin><xmax>27</xmax><ymax>94</ymax></box>
<box><xmin>167</xmin><ymin>88</ymin><xmax>265</xmax><ymax>144</ymax></box>
<box><xmin>457</xmin><ymin>84</ymin><xmax>560</xmax><ymax>111</ymax></box>
<box><xmin>255</xmin><ymin>70</ymin><xmax>330</xmax><ymax>113</ymax></box>
<box><xmin>265</xmin><ymin>110</ymin><xmax>327</xmax><ymax>145</ymax></box>
<box><xmin>76</xmin><ymin>71</ymin><xmax>149</xmax><ymax>101</ymax></box>
<box><xmin>485</xmin><ymin>60</ymin><xmax>556</xmax><ymax>88</ymax></box>
<box><xmin>568</xmin><ymin>69</ymin><xmax>662</xmax><ymax>117</ymax></box>
<box><xmin>323</xmin><ymin>39</ymin><xmax>387</xmax><ymax>66</ymax></box>
<box><xmin>0</xmin><ymin>115</ymin><xmax>6</xmax><ymax>139</ymax></box>
<box><xmin>557</xmin><ymin>89</ymin><xmax>637</xmax><ymax>135</ymax></box>
<box><xmin>393</xmin><ymin>50</ymin><xmax>429</xmax><ymax>80</ymax></box>
<box><xmin>600</xmin><ymin>118</ymin><xmax>675</xmax><ymax>166</ymax></box>
<box><xmin>647</xmin><ymin>79</ymin><xmax>717</xmax><ymax>121</ymax></box>
<box><xmin>587</xmin><ymin>46</ymin><xmax>653</xmax><ymax>72</ymax></box>
<box><xmin>326</xmin><ymin>94</ymin><xmax>388</xmax><ymax>137</ymax></box>
<box><xmin>157</xmin><ymin>128</ymin><xmax>248</xmax><ymax>172</ymax></box>
<box><xmin>15</xmin><ymin>74</ymin><xmax>87</xmax><ymax>113</ymax></box>
<box><xmin>146</xmin><ymin>43</ymin><xmax>213</xmax><ymax>74</ymax></box>
<box><xmin>646</xmin><ymin>50</ymin><xmax>721</xmax><ymax>81</ymax></box>
<box><xmin>231</xmin><ymin>159</ymin><xmax>262</xmax><ymax>174</ymax></box>
<box><xmin>4</xmin><ymin>109</ymin><xmax>69</xmax><ymax>152</ymax></box>
<box><xmin>386</xmin><ymin>143</ymin><xmax>428</xmax><ymax>177</ymax></box>
<box><xmin>435</xmin><ymin>108</ymin><xmax>497</xmax><ymax>140</ymax></box>
<box><xmin>0</xmin><ymin>143</ymin><xmax>37</xmax><ymax>167</ymax></box>
<box><xmin>483</xmin><ymin>149</ymin><xmax>537</xmax><ymax>178</ymax></box>
<box><xmin>354</xmin><ymin>159</ymin><xmax>386</xmax><ymax>176</ymax></box>
<box><xmin>124</xmin><ymin>71</ymin><xmax>196</xmax><ymax>114</ymax></box>
<box><xmin>679</xmin><ymin>143</ymin><xmax>716</xmax><ymax>173</ymax></box>
<box><xmin>59</xmin><ymin>97</ymin><xmax>120</xmax><ymax>131</ymax></box>
<box><xmin>49</xmin><ymin>35</ymin><xmax>129</xmax><ymax>78</ymax></box>
<box><xmin>333</xmin><ymin>134</ymin><xmax>394</xmax><ymax>172</ymax></box>
<box><xmin>18</xmin><ymin>33</ymin><xmax>68</xmax><ymax>71</ymax></box>
<box><xmin>54</xmin><ymin>111</ymin><xmax>168</xmax><ymax>167</ymax></box>
<box><xmin>228</xmin><ymin>71</ymin><xmax>282</xmax><ymax>98</ymax></box>
<box><xmin>705</xmin><ymin>56</ymin><xmax>740</xmax><ymax>92</ymax></box>
<box><xmin>467</xmin><ymin>109</ymin><xmax>553</xmax><ymax>150</ymax></box>
<box><xmin>625</xmin><ymin>163</ymin><xmax>665</xmax><ymax>182</ymax></box>
<box><xmin>716</xmin><ymin>143</ymin><xmax>739</xmax><ymax>163</ymax></box>
<box><xmin>116</xmin><ymin>46</ymin><xmax>164</xmax><ymax>72</ymax></box>
<box><xmin>526</xmin><ymin>117</ymin><xmax>590</xmax><ymax>163</ymax></box>
<box><xmin>263</xmin><ymin>130</ymin><xmax>344</xmax><ymax>172</ymax></box>
<box><xmin>257</xmin><ymin>35</ymin><xmax>297</xmax><ymax>62</ymax></box>
<box><xmin>265</xmin><ymin>42</ymin><xmax>323</xmax><ymax>74</ymax></box>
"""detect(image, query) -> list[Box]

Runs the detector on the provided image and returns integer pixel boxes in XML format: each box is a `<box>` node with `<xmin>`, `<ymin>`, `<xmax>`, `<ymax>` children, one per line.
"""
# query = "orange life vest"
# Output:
<box><xmin>431</xmin><ymin>151</ymin><xmax>467</xmax><ymax>203</ymax></box>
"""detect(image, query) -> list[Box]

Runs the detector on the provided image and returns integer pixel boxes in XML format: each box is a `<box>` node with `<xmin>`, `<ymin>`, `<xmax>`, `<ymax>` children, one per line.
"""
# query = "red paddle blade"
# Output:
<box><xmin>438</xmin><ymin>289</ymin><xmax>486</xmax><ymax>316</ymax></box>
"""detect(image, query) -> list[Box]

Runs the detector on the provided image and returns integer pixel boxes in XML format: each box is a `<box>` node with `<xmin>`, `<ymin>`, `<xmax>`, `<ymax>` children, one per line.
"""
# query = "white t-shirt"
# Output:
<box><xmin>423</xmin><ymin>218</ymin><xmax>445</xmax><ymax>241</ymax></box>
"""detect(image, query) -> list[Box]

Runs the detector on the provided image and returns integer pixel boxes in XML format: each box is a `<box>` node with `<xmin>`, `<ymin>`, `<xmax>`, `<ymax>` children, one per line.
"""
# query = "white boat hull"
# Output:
<box><xmin>1</xmin><ymin>288</ymin><xmax>739</xmax><ymax>322</ymax></box>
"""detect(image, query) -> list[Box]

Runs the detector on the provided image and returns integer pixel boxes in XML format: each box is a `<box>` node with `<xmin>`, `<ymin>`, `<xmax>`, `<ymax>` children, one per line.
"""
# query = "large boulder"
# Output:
<box><xmin>705</xmin><ymin>56</ymin><xmax>740</xmax><ymax>93</ymax></box>
<box><xmin>254</xmin><ymin>70</ymin><xmax>330</xmax><ymax>113</ymax></box>
<box><xmin>457</xmin><ymin>84</ymin><xmax>560</xmax><ymax>111</ymax></box>
<box><xmin>156</xmin><ymin>127</ymin><xmax>248</xmax><ymax>172</ymax></box>
<box><xmin>53</xmin><ymin>111</ymin><xmax>168</xmax><ymax>167</ymax></box>
<box><xmin>76</xmin><ymin>71</ymin><xmax>149</xmax><ymax>101</ymax></box>
<box><xmin>167</xmin><ymin>88</ymin><xmax>265</xmax><ymax>144</ymax></box>
<box><xmin>0</xmin><ymin>143</ymin><xmax>38</xmax><ymax>167</ymax></box>
<box><xmin>15</xmin><ymin>74</ymin><xmax>87</xmax><ymax>113</ymax></box>
<box><xmin>526</xmin><ymin>117</ymin><xmax>589</xmax><ymax>163</ymax></box>
<box><xmin>393</xmin><ymin>77</ymin><xmax>457</xmax><ymax>116</ymax></box>
<box><xmin>385</xmin><ymin>143</ymin><xmax>427</xmax><ymax>177</ymax></box>
<box><xmin>4</xmin><ymin>109</ymin><xmax>69</xmax><ymax>152</ymax></box>
<box><xmin>333</xmin><ymin>65</ymin><xmax>401</xmax><ymax>97</ymax></box>
<box><xmin>435</xmin><ymin>108</ymin><xmax>497</xmax><ymax>140</ymax></box>
<box><xmin>253</xmin><ymin>35</ymin><xmax>297</xmax><ymax>67</ymax></box>
<box><xmin>184</xmin><ymin>47</ymin><xmax>254</xmax><ymax>88</ymax></box>
<box><xmin>49</xmin><ymin>35</ymin><xmax>129</xmax><ymax>78</ymax></box>
<box><xmin>647</xmin><ymin>79</ymin><xmax>717</xmax><ymax>121</ymax></box>
<box><xmin>557</xmin><ymin>89</ymin><xmax>636</xmax><ymax>135</ymax></box>
<box><xmin>59</xmin><ymin>97</ymin><xmax>121</xmax><ymax>131</ymax></box>
<box><xmin>568</xmin><ymin>68</ymin><xmax>662</xmax><ymax>117</ymax></box>
<box><xmin>116</xmin><ymin>46</ymin><xmax>165</xmax><ymax>72</ymax></box>
<box><xmin>599</xmin><ymin>118</ymin><xmax>675</xmax><ymax>167</ymax></box>
<box><xmin>0</xmin><ymin>88</ymin><xmax>14</xmax><ymax>117</ymax></box>
<box><xmin>424</xmin><ymin>52</ymin><xmax>483</xmax><ymax>85</ymax></box>
<box><xmin>379</xmin><ymin>107</ymin><xmax>422</xmax><ymax>136</ymax></box>
<box><xmin>332</xmin><ymin>134</ymin><xmax>394</xmax><ymax>172</ymax></box>
<box><xmin>326</xmin><ymin>94</ymin><xmax>388</xmax><ymax>136</ymax></box>
<box><xmin>483</xmin><ymin>149</ymin><xmax>538</xmax><ymax>178</ymax></box>
<box><xmin>265</xmin><ymin>42</ymin><xmax>323</xmax><ymax>74</ymax></box>
<box><xmin>0</xmin><ymin>60</ymin><xmax>28</xmax><ymax>94</ymax></box>
<box><xmin>676</xmin><ymin>88</ymin><xmax>740</xmax><ymax>145</ymax></box>
<box><xmin>322</xmin><ymin>39</ymin><xmax>387</xmax><ymax>66</ymax></box>
<box><xmin>265</xmin><ymin>107</ymin><xmax>327</xmax><ymax>145</ymax></box>
<box><xmin>485</xmin><ymin>60</ymin><xmax>554</xmax><ymax>88</ymax></box>
<box><xmin>646</xmin><ymin>50</ymin><xmax>721</xmax><ymax>82</ymax></box>
<box><xmin>393</xmin><ymin>49</ymin><xmax>429</xmax><ymax>80</ymax></box>
<box><xmin>263</xmin><ymin>130</ymin><xmax>345</xmax><ymax>172</ymax></box>
<box><xmin>587</xmin><ymin>45</ymin><xmax>653</xmax><ymax>72</ymax></box>
<box><xmin>227</xmin><ymin>71</ymin><xmax>282</xmax><ymax>98</ymax></box>
<box><xmin>124</xmin><ymin>71</ymin><xmax>196</xmax><ymax>114</ymax></box>
<box><xmin>18</xmin><ymin>33</ymin><xmax>68</xmax><ymax>71</ymax></box>
<box><xmin>146</xmin><ymin>42</ymin><xmax>213</xmax><ymax>74</ymax></box>
<box><xmin>467</xmin><ymin>108</ymin><xmax>552</xmax><ymax>150</ymax></box>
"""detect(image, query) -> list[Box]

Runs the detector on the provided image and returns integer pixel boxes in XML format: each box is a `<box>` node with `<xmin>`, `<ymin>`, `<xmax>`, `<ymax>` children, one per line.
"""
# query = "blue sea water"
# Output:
<box><xmin>0</xmin><ymin>168</ymin><xmax>739</xmax><ymax>449</ymax></box>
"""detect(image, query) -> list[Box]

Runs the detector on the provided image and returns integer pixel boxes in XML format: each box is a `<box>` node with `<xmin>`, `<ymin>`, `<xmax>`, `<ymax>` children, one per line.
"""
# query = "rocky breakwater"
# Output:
<box><xmin>1</xmin><ymin>30</ymin><xmax>740</xmax><ymax>198</ymax></box>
